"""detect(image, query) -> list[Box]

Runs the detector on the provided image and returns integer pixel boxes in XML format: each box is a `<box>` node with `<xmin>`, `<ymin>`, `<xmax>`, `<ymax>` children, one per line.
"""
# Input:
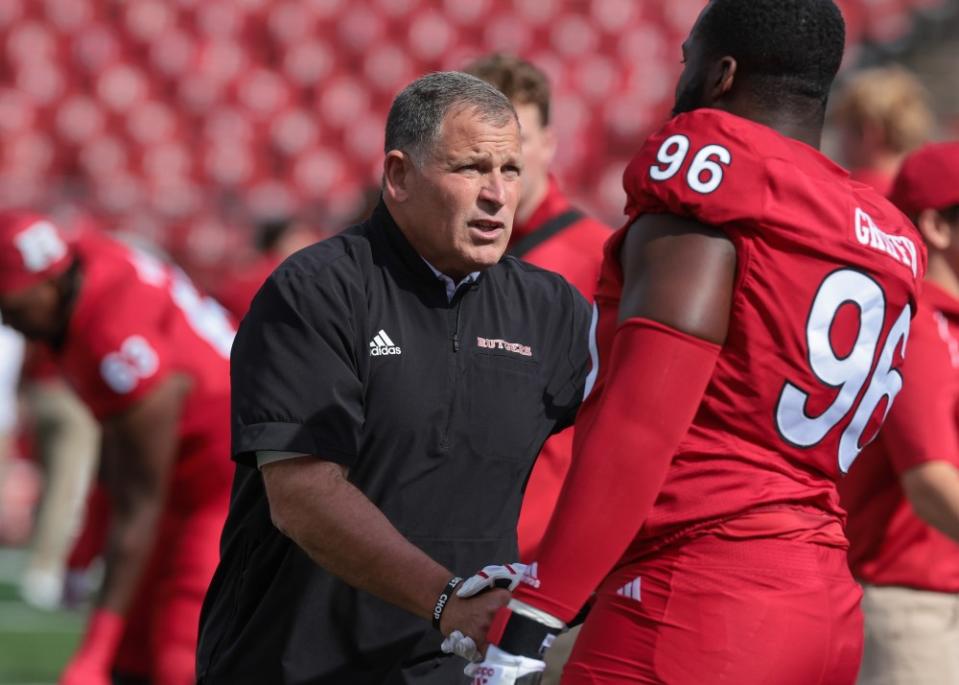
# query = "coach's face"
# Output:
<box><xmin>387</xmin><ymin>106</ymin><xmax>522</xmax><ymax>280</ymax></box>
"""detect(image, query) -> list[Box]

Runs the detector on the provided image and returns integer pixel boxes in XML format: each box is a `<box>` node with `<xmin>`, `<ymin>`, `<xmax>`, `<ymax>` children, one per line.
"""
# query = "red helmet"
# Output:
<box><xmin>0</xmin><ymin>211</ymin><xmax>74</xmax><ymax>295</ymax></box>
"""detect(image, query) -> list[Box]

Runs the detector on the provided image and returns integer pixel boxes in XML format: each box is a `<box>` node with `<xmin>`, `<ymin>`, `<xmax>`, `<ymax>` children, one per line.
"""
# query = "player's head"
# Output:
<box><xmin>464</xmin><ymin>54</ymin><xmax>556</xmax><ymax>222</ymax></box>
<box><xmin>0</xmin><ymin>212</ymin><xmax>76</xmax><ymax>340</ymax></box>
<box><xmin>673</xmin><ymin>0</ymin><xmax>845</xmax><ymax>123</ymax></box>
<box><xmin>889</xmin><ymin>142</ymin><xmax>959</xmax><ymax>273</ymax></box>
<box><xmin>832</xmin><ymin>66</ymin><xmax>933</xmax><ymax>170</ymax></box>
<box><xmin>382</xmin><ymin>71</ymin><xmax>522</xmax><ymax>279</ymax></box>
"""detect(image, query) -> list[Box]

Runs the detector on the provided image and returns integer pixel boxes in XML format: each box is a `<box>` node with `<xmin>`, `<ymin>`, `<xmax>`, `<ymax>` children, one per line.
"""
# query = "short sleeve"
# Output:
<box><xmin>73</xmin><ymin>304</ymin><xmax>172</xmax><ymax>420</ymax></box>
<box><xmin>544</xmin><ymin>281</ymin><xmax>592</xmax><ymax>431</ymax></box>
<box><xmin>622</xmin><ymin>110</ymin><xmax>766</xmax><ymax>230</ymax></box>
<box><xmin>882</xmin><ymin>311</ymin><xmax>959</xmax><ymax>474</ymax></box>
<box><xmin>230</xmin><ymin>259</ymin><xmax>364</xmax><ymax>468</ymax></box>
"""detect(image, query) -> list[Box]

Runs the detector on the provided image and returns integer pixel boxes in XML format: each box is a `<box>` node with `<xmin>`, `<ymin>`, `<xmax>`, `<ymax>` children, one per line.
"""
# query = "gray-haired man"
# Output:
<box><xmin>195</xmin><ymin>72</ymin><xmax>591</xmax><ymax>684</ymax></box>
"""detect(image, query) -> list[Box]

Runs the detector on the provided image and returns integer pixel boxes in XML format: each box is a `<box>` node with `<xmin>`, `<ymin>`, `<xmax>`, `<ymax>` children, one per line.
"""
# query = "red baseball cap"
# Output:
<box><xmin>888</xmin><ymin>141</ymin><xmax>959</xmax><ymax>217</ymax></box>
<box><xmin>0</xmin><ymin>211</ymin><xmax>73</xmax><ymax>295</ymax></box>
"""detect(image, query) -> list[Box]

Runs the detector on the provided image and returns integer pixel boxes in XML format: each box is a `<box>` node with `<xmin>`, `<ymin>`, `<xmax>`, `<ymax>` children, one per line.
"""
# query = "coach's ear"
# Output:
<box><xmin>383</xmin><ymin>150</ymin><xmax>414</xmax><ymax>203</ymax></box>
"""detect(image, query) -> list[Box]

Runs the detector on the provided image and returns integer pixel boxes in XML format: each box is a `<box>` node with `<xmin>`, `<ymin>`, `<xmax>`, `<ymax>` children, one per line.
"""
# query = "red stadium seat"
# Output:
<box><xmin>0</xmin><ymin>0</ymin><xmax>946</xmax><ymax>274</ymax></box>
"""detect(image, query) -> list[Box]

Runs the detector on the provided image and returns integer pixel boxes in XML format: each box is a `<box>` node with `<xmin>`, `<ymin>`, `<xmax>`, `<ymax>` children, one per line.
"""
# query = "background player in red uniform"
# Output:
<box><xmin>841</xmin><ymin>141</ymin><xmax>959</xmax><ymax>685</ymax></box>
<box><xmin>452</xmin><ymin>1</ymin><xmax>925</xmax><ymax>683</ymax></box>
<box><xmin>0</xmin><ymin>212</ymin><xmax>234</xmax><ymax>685</ymax></box>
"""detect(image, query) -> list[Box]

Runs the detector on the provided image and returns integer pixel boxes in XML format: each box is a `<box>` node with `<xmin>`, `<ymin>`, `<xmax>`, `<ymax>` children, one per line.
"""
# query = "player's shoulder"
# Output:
<box><xmin>648</xmin><ymin>109</ymin><xmax>772</xmax><ymax>157</ymax></box>
<box><xmin>73</xmin><ymin>234</ymin><xmax>157</xmax><ymax>319</ymax></box>
<box><xmin>623</xmin><ymin>109</ymin><xmax>774</xmax><ymax>228</ymax></box>
<box><xmin>661</xmin><ymin>108</ymin><xmax>766</xmax><ymax>139</ymax></box>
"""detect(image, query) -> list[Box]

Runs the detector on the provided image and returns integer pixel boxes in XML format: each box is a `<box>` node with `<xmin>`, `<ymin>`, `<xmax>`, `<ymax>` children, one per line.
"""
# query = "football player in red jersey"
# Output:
<box><xmin>0</xmin><ymin>213</ymin><xmax>234</xmax><ymax>685</ymax></box>
<box><xmin>450</xmin><ymin>1</ymin><xmax>925</xmax><ymax>683</ymax></box>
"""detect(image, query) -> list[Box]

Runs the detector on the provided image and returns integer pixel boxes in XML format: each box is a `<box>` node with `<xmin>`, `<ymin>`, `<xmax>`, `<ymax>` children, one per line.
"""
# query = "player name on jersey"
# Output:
<box><xmin>855</xmin><ymin>208</ymin><xmax>919</xmax><ymax>278</ymax></box>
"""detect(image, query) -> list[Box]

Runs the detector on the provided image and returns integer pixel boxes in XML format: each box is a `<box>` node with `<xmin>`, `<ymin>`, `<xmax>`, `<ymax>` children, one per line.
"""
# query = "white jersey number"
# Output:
<box><xmin>775</xmin><ymin>268</ymin><xmax>911</xmax><ymax>472</ymax></box>
<box><xmin>649</xmin><ymin>135</ymin><xmax>731</xmax><ymax>195</ymax></box>
<box><xmin>100</xmin><ymin>335</ymin><xmax>159</xmax><ymax>394</ymax></box>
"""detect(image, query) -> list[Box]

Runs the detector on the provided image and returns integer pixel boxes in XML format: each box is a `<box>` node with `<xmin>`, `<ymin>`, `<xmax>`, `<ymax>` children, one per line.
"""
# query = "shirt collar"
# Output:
<box><xmin>421</xmin><ymin>258</ymin><xmax>480</xmax><ymax>302</ymax></box>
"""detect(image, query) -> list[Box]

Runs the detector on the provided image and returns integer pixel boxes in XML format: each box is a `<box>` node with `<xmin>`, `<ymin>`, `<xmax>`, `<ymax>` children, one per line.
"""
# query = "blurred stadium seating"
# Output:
<box><xmin>0</xmin><ymin>0</ymin><xmax>953</xmax><ymax>284</ymax></box>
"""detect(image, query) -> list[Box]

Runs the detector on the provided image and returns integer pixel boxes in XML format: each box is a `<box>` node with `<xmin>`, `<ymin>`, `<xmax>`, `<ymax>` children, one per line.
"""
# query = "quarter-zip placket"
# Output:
<box><xmin>439</xmin><ymin>284</ymin><xmax>473</xmax><ymax>450</ymax></box>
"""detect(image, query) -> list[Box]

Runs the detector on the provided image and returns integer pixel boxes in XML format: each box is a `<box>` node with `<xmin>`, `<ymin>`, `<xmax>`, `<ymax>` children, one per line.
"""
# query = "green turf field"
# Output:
<box><xmin>0</xmin><ymin>549</ymin><xmax>83</xmax><ymax>685</ymax></box>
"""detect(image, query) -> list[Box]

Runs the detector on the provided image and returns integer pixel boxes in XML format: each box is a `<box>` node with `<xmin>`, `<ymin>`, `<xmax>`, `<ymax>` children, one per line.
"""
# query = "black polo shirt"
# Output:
<box><xmin>196</xmin><ymin>202</ymin><xmax>590</xmax><ymax>684</ymax></box>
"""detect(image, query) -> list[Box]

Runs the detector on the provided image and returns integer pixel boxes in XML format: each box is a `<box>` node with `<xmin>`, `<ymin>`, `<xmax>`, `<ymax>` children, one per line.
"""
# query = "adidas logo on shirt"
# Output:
<box><xmin>369</xmin><ymin>329</ymin><xmax>401</xmax><ymax>356</ymax></box>
<box><xmin>615</xmin><ymin>577</ymin><xmax>641</xmax><ymax>602</ymax></box>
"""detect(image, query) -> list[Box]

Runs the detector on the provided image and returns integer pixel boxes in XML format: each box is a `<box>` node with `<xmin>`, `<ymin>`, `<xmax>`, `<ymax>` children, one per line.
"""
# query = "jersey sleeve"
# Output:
<box><xmin>881</xmin><ymin>312</ymin><xmax>959</xmax><ymax>473</ymax></box>
<box><xmin>230</xmin><ymin>258</ymin><xmax>364</xmax><ymax>468</ymax></box>
<box><xmin>73</xmin><ymin>299</ymin><xmax>172</xmax><ymax>420</ymax></box>
<box><xmin>622</xmin><ymin>110</ymin><xmax>767</xmax><ymax>231</ymax></box>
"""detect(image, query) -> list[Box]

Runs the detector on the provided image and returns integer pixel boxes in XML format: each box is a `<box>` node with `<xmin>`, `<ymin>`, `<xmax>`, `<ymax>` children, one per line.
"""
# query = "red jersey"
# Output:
<box><xmin>55</xmin><ymin>233</ymin><xmax>235</xmax><ymax>503</ymax></box>
<box><xmin>512</xmin><ymin>178</ymin><xmax>611</xmax><ymax>560</ymax></box>
<box><xmin>841</xmin><ymin>282</ymin><xmax>959</xmax><ymax>592</ymax></box>
<box><xmin>592</xmin><ymin>109</ymin><xmax>924</xmax><ymax>556</ymax></box>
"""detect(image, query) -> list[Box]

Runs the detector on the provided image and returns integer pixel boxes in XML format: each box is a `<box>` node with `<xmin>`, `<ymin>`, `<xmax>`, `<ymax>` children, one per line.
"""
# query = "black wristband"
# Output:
<box><xmin>432</xmin><ymin>576</ymin><xmax>463</xmax><ymax>630</ymax></box>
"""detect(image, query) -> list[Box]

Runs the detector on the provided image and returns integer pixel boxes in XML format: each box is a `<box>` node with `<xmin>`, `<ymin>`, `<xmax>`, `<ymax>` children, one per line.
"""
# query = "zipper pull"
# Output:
<box><xmin>452</xmin><ymin>333</ymin><xmax>460</xmax><ymax>352</ymax></box>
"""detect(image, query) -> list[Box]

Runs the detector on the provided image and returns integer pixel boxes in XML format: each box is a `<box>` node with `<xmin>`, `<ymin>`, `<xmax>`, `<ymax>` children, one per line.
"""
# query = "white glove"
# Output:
<box><xmin>440</xmin><ymin>629</ymin><xmax>481</xmax><ymax>663</ymax></box>
<box><xmin>457</xmin><ymin>563</ymin><xmax>528</xmax><ymax>598</ymax></box>
<box><xmin>464</xmin><ymin>644</ymin><xmax>545</xmax><ymax>684</ymax></box>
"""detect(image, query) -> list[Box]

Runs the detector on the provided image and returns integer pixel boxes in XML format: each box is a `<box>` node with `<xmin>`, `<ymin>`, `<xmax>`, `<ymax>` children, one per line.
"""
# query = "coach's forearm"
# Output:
<box><xmin>902</xmin><ymin>461</ymin><xmax>959</xmax><ymax>542</ymax></box>
<box><xmin>262</xmin><ymin>457</ymin><xmax>452</xmax><ymax>621</ymax></box>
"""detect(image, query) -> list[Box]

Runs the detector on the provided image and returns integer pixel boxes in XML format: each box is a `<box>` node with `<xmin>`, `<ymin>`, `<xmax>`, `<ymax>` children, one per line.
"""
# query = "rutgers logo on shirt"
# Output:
<box><xmin>100</xmin><ymin>335</ymin><xmax>159</xmax><ymax>394</ymax></box>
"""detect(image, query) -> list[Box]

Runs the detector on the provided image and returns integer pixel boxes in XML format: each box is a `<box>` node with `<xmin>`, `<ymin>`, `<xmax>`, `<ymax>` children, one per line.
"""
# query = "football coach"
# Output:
<box><xmin>196</xmin><ymin>72</ymin><xmax>591</xmax><ymax>684</ymax></box>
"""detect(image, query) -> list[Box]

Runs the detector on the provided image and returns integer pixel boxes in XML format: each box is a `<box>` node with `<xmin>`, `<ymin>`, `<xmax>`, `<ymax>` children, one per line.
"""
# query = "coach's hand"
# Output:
<box><xmin>441</xmin><ymin>562</ymin><xmax>528</xmax><ymax>661</ymax></box>
<box><xmin>440</xmin><ymin>588</ymin><xmax>510</xmax><ymax>656</ymax></box>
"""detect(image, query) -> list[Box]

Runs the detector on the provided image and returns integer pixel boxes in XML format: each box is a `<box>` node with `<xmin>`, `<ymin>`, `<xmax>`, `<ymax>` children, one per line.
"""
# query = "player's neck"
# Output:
<box><xmin>749</xmin><ymin>111</ymin><xmax>822</xmax><ymax>149</ymax></box>
<box><xmin>927</xmin><ymin>256</ymin><xmax>959</xmax><ymax>300</ymax></box>
<box><xmin>720</xmin><ymin>98</ymin><xmax>824</xmax><ymax>149</ymax></box>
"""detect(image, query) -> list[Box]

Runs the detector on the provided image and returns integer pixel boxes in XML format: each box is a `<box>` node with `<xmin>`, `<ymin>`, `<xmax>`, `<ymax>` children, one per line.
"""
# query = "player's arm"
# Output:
<box><xmin>98</xmin><ymin>373</ymin><xmax>187</xmax><ymax>611</ymax></box>
<box><xmin>467</xmin><ymin>213</ymin><xmax>736</xmax><ymax>675</ymax></box>
<box><xmin>61</xmin><ymin>373</ymin><xmax>188</xmax><ymax>685</ymax></box>
<box><xmin>262</xmin><ymin>456</ymin><xmax>508</xmax><ymax>640</ymax></box>
<box><xmin>902</xmin><ymin>461</ymin><xmax>959</xmax><ymax>541</ymax></box>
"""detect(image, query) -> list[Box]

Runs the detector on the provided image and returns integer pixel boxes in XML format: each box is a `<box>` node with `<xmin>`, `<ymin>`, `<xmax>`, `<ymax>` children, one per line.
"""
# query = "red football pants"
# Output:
<box><xmin>562</xmin><ymin>536</ymin><xmax>863</xmax><ymax>685</ymax></box>
<box><xmin>113</xmin><ymin>494</ymin><xmax>228</xmax><ymax>685</ymax></box>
